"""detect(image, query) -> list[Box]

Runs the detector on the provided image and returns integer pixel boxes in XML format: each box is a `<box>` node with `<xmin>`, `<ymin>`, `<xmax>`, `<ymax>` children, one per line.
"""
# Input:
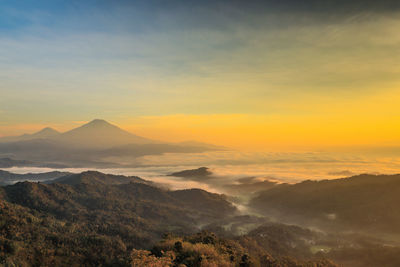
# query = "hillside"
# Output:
<box><xmin>48</xmin><ymin>171</ymin><xmax>150</xmax><ymax>186</ymax></box>
<box><xmin>1</xmin><ymin>170</ymin><xmax>399</xmax><ymax>266</ymax></box>
<box><xmin>0</xmin><ymin>171</ymin><xmax>239</xmax><ymax>266</ymax></box>
<box><xmin>249</xmin><ymin>174</ymin><xmax>400</xmax><ymax>234</ymax></box>
<box><xmin>131</xmin><ymin>232</ymin><xmax>337</xmax><ymax>267</ymax></box>
<box><xmin>3</xmin><ymin>173</ymin><xmax>237</xmax><ymax>225</ymax></box>
<box><xmin>0</xmin><ymin>198</ymin><xmax>337</xmax><ymax>267</ymax></box>
<box><xmin>1</xmin><ymin>171</ymin><xmax>237</xmax><ymax>242</ymax></box>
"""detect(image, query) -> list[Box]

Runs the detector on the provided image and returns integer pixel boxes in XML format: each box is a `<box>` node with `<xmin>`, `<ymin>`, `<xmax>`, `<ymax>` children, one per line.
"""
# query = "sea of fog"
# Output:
<box><xmin>4</xmin><ymin>150</ymin><xmax>400</xmax><ymax>194</ymax></box>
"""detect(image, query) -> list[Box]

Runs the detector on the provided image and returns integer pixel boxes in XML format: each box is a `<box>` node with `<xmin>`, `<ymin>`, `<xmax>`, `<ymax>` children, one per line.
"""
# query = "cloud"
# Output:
<box><xmin>1</xmin><ymin>1</ymin><xmax>400</xmax><ymax>150</ymax></box>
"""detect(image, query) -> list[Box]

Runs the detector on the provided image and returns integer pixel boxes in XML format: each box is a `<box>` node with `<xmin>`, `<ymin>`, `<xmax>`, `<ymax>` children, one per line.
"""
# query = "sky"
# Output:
<box><xmin>1</xmin><ymin>0</ymin><xmax>400</xmax><ymax>150</ymax></box>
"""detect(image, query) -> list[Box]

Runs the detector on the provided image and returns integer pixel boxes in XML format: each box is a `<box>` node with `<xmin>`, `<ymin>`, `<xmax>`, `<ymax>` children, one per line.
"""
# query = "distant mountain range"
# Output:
<box><xmin>0</xmin><ymin>127</ymin><xmax>60</xmax><ymax>143</ymax></box>
<box><xmin>0</xmin><ymin>119</ymin><xmax>225</xmax><ymax>168</ymax></box>
<box><xmin>0</xmin><ymin>119</ymin><xmax>155</xmax><ymax>148</ymax></box>
<box><xmin>0</xmin><ymin>169</ymin><xmax>72</xmax><ymax>185</ymax></box>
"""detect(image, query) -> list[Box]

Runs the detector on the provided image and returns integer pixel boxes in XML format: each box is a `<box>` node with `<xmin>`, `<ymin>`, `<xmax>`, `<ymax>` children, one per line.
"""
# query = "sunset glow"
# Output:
<box><xmin>1</xmin><ymin>1</ymin><xmax>400</xmax><ymax>151</ymax></box>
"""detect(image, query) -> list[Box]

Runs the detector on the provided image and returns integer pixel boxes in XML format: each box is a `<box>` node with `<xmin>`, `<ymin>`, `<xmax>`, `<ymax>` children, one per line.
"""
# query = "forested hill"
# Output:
<box><xmin>2</xmin><ymin>172</ymin><xmax>237</xmax><ymax>230</ymax></box>
<box><xmin>250</xmin><ymin>173</ymin><xmax>400</xmax><ymax>234</ymax></box>
<box><xmin>0</xmin><ymin>171</ymin><xmax>237</xmax><ymax>265</ymax></box>
<box><xmin>0</xmin><ymin>171</ymin><xmax>342</xmax><ymax>266</ymax></box>
<box><xmin>47</xmin><ymin>170</ymin><xmax>150</xmax><ymax>185</ymax></box>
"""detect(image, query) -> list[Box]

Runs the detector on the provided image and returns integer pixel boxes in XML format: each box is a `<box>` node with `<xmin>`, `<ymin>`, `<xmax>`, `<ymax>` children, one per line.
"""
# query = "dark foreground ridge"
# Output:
<box><xmin>0</xmin><ymin>170</ymin><xmax>338</xmax><ymax>266</ymax></box>
<box><xmin>2</xmin><ymin>171</ymin><xmax>400</xmax><ymax>266</ymax></box>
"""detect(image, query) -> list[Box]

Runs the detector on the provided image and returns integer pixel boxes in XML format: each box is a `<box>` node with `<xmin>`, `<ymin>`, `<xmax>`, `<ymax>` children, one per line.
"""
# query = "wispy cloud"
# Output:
<box><xmin>1</xmin><ymin>1</ymin><xmax>400</xmax><ymax>148</ymax></box>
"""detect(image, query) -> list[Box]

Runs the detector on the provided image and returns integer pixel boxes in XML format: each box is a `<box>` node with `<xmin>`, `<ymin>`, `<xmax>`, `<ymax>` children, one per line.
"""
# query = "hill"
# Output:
<box><xmin>168</xmin><ymin>167</ymin><xmax>212</xmax><ymax>180</ymax></box>
<box><xmin>1</xmin><ymin>171</ymin><xmax>237</xmax><ymax>239</ymax></box>
<box><xmin>48</xmin><ymin>170</ymin><xmax>150</xmax><ymax>185</ymax></box>
<box><xmin>0</xmin><ymin>180</ymin><xmax>337</xmax><ymax>266</ymax></box>
<box><xmin>0</xmin><ymin>171</ymin><xmax>239</xmax><ymax>266</ymax></box>
<box><xmin>1</xmin><ymin>170</ymin><xmax>397</xmax><ymax>266</ymax></box>
<box><xmin>249</xmin><ymin>174</ymin><xmax>400</xmax><ymax>234</ymax></box>
<box><xmin>131</xmin><ymin>231</ymin><xmax>337</xmax><ymax>267</ymax></box>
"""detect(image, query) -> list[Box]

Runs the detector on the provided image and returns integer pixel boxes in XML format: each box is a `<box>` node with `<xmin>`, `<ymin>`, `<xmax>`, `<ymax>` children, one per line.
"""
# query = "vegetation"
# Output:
<box><xmin>250</xmin><ymin>174</ymin><xmax>400</xmax><ymax>234</ymax></box>
<box><xmin>131</xmin><ymin>232</ymin><xmax>337</xmax><ymax>267</ymax></box>
<box><xmin>0</xmin><ymin>171</ymin><xmax>339</xmax><ymax>266</ymax></box>
<box><xmin>1</xmin><ymin>171</ymin><xmax>400</xmax><ymax>266</ymax></box>
<box><xmin>168</xmin><ymin>167</ymin><xmax>212</xmax><ymax>180</ymax></box>
<box><xmin>0</xmin><ymin>171</ymin><xmax>236</xmax><ymax>266</ymax></box>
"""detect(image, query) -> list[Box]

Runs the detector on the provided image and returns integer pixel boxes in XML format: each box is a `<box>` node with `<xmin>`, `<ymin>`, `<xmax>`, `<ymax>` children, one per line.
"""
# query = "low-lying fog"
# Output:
<box><xmin>4</xmin><ymin>150</ymin><xmax>400</xmax><ymax>195</ymax></box>
<box><xmin>4</xmin><ymin>150</ymin><xmax>400</xmax><ymax>267</ymax></box>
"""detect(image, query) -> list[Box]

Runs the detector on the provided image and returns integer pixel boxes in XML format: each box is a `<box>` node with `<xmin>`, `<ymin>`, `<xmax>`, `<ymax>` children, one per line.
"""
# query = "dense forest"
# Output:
<box><xmin>1</xmin><ymin>171</ymin><xmax>400</xmax><ymax>266</ymax></box>
<box><xmin>0</xmin><ymin>171</ymin><xmax>337</xmax><ymax>266</ymax></box>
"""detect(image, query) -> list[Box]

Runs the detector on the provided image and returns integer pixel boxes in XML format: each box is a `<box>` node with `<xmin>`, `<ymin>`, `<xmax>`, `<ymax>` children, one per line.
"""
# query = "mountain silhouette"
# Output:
<box><xmin>31</xmin><ymin>127</ymin><xmax>60</xmax><ymax>138</ymax></box>
<box><xmin>0</xmin><ymin>119</ymin><xmax>153</xmax><ymax>148</ymax></box>
<box><xmin>0</xmin><ymin>127</ymin><xmax>60</xmax><ymax>143</ymax></box>
<box><xmin>0</xmin><ymin>119</ymin><xmax>225</xmax><ymax>168</ymax></box>
<box><xmin>56</xmin><ymin>119</ymin><xmax>154</xmax><ymax>148</ymax></box>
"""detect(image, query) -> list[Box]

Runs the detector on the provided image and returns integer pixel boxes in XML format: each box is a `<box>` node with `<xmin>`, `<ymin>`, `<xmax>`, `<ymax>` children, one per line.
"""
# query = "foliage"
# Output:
<box><xmin>250</xmin><ymin>174</ymin><xmax>400</xmax><ymax>233</ymax></box>
<box><xmin>0</xmin><ymin>172</ymin><xmax>236</xmax><ymax>266</ymax></box>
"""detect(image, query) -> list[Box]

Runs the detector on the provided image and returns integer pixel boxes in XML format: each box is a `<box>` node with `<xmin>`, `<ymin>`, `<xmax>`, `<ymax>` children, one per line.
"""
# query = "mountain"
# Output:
<box><xmin>0</xmin><ymin>120</ymin><xmax>154</xmax><ymax>149</ymax></box>
<box><xmin>223</xmin><ymin>176</ymin><xmax>277</xmax><ymax>196</ymax></box>
<box><xmin>1</xmin><ymin>170</ymin><xmax>397</xmax><ymax>267</ymax></box>
<box><xmin>2</xmin><ymin>171</ymin><xmax>237</xmax><ymax>223</ymax></box>
<box><xmin>0</xmin><ymin>171</ymin><xmax>339</xmax><ymax>266</ymax></box>
<box><xmin>0</xmin><ymin>127</ymin><xmax>60</xmax><ymax>143</ymax></box>
<box><xmin>29</xmin><ymin>127</ymin><xmax>60</xmax><ymax>138</ymax></box>
<box><xmin>170</xmin><ymin>188</ymin><xmax>234</xmax><ymax>216</ymax></box>
<box><xmin>0</xmin><ymin>169</ymin><xmax>71</xmax><ymax>185</ymax></box>
<box><xmin>49</xmin><ymin>170</ymin><xmax>151</xmax><ymax>185</ymax></box>
<box><xmin>0</xmin><ymin>171</ymin><xmax>237</xmax><ymax>250</ymax></box>
<box><xmin>249</xmin><ymin>174</ymin><xmax>400</xmax><ymax>234</ymax></box>
<box><xmin>0</xmin><ymin>119</ymin><xmax>226</xmax><ymax>168</ymax></box>
<box><xmin>168</xmin><ymin>167</ymin><xmax>213</xmax><ymax>180</ymax></box>
<box><xmin>56</xmin><ymin>119</ymin><xmax>154</xmax><ymax>148</ymax></box>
